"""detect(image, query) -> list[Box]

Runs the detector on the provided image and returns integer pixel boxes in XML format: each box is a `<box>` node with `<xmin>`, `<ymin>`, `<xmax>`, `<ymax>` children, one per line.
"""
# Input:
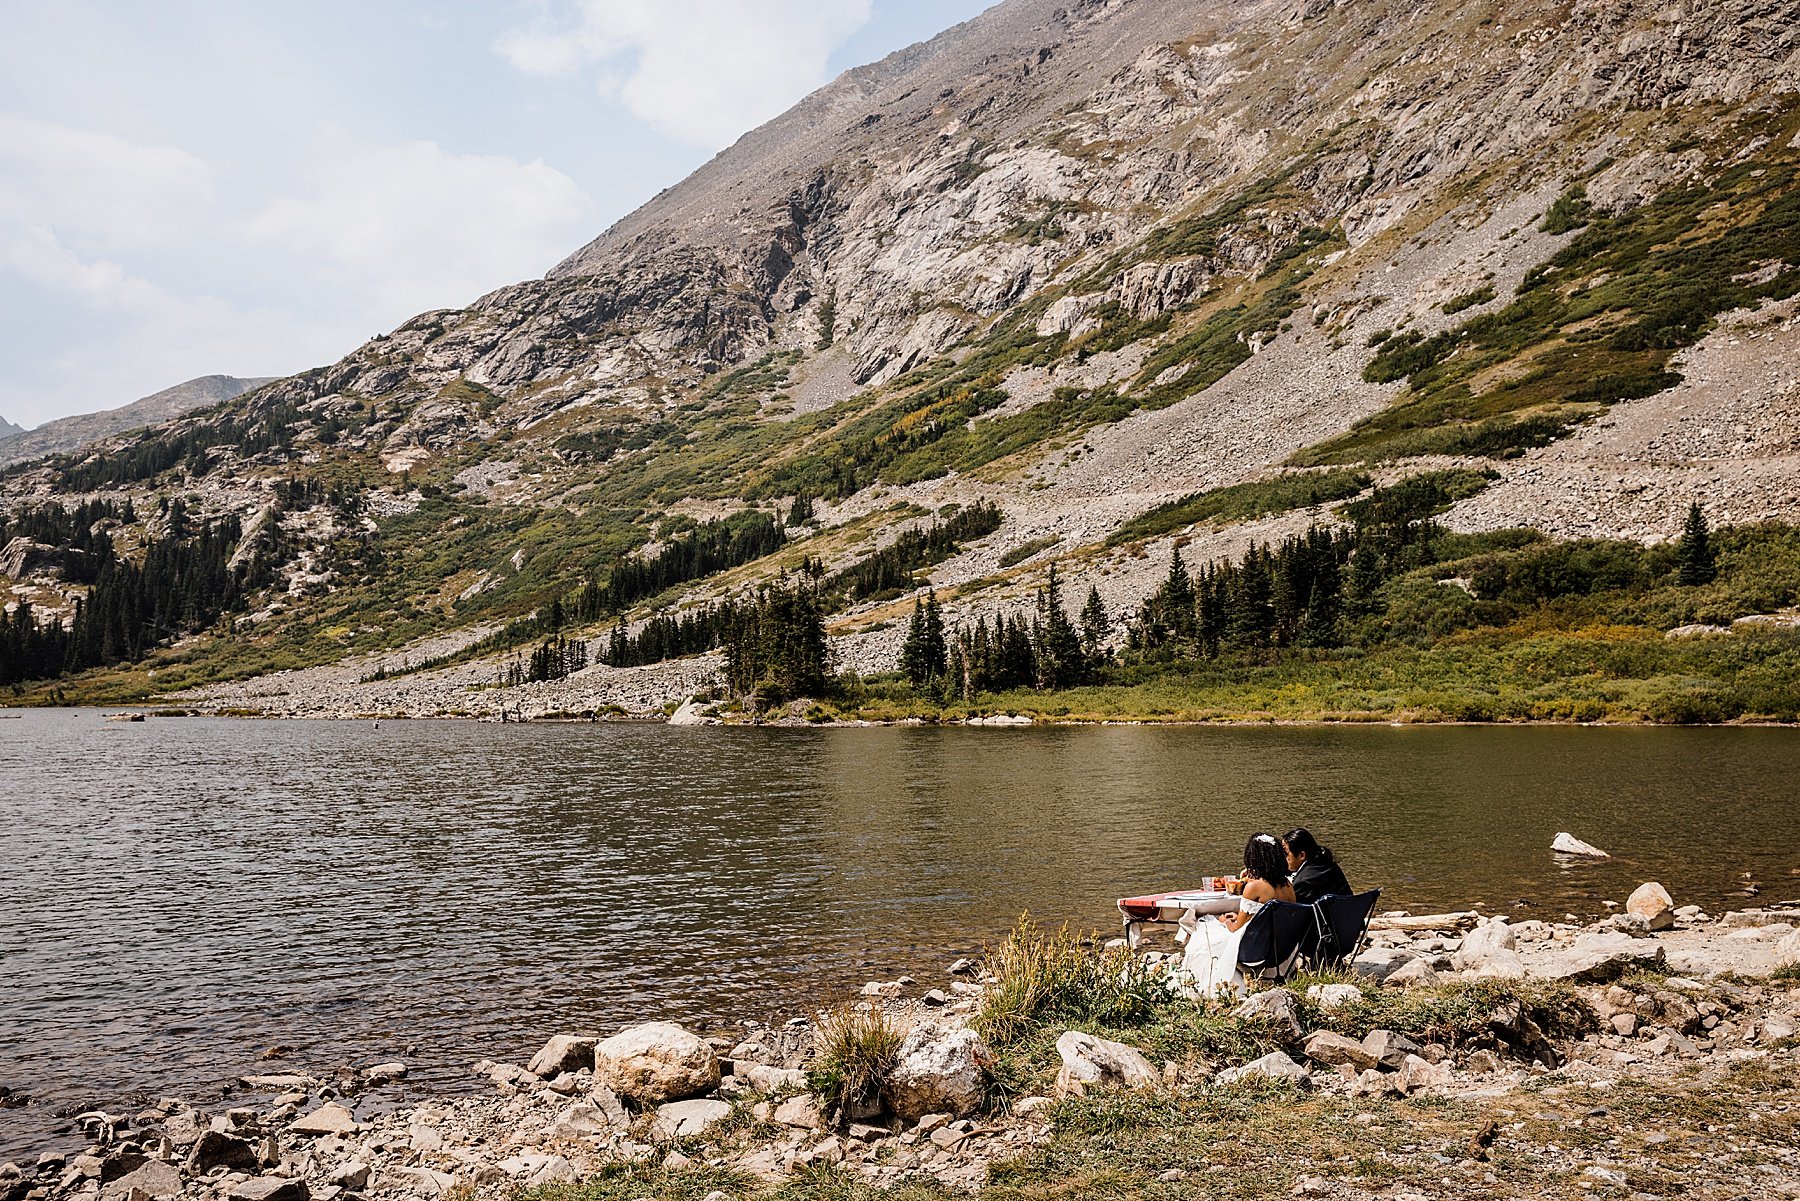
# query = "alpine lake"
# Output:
<box><xmin>3</xmin><ymin>710</ymin><xmax>1798</xmax><ymax>1157</ymax></box>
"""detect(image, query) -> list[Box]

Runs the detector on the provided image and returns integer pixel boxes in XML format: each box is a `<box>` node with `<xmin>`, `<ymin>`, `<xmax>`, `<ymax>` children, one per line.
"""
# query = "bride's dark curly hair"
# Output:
<box><xmin>1243</xmin><ymin>833</ymin><xmax>1291</xmax><ymax>886</ymax></box>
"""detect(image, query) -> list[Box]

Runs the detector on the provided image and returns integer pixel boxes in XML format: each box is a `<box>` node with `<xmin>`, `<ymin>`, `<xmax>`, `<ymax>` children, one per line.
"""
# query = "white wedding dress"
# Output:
<box><xmin>1178</xmin><ymin>898</ymin><xmax>1264</xmax><ymax>998</ymax></box>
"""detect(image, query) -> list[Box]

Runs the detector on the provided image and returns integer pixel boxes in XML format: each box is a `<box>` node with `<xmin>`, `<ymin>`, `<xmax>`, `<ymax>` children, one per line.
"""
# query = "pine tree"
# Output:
<box><xmin>1033</xmin><ymin>565</ymin><xmax>1084</xmax><ymax>689</ymax></box>
<box><xmin>787</xmin><ymin>493</ymin><xmax>815</xmax><ymax>528</ymax></box>
<box><xmin>1078</xmin><ymin>586</ymin><xmax>1109</xmax><ymax>663</ymax></box>
<box><xmin>1677</xmin><ymin>501</ymin><xmax>1717</xmax><ymax>586</ymax></box>
<box><xmin>900</xmin><ymin>590</ymin><xmax>947</xmax><ymax>688</ymax></box>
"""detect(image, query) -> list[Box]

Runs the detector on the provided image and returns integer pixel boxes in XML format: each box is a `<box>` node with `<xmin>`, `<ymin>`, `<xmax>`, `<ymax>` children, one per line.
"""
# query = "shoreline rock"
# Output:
<box><xmin>8</xmin><ymin>890</ymin><xmax>1798</xmax><ymax>1201</ymax></box>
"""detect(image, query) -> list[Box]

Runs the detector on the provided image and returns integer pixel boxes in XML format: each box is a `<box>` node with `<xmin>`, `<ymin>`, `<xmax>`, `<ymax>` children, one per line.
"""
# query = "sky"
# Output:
<box><xmin>0</xmin><ymin>0</ymin><xmax>994</xmax><ymax>430</ymax></box>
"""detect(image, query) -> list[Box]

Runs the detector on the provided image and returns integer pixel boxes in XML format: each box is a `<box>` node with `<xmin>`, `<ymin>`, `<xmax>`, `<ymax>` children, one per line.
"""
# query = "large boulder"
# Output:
<box><xmin>1351</xmin><ymin>947</ymin><xmax>1424</xmax><ymax>983</ymax></box>
<box><xmin>1546</xmin><ymin>932</ymin><xmax>1667</xmax><ymax>983</ymax></box>
<box><xmin>1301</xmin><ymin>1030</ymin><xmax>1378</xmax><ymax>1070</ymax></box>
<box><xmin>594</xmin><ymin>1023</ymin><xmax>720</xmax><ymax>1104</ymax></box>
<box><xmin>1452</xmin><ymin>919</ymin><xmax>1526</xmax><ymax>978</ymax></box>
<box><xmin>528</xmin><ymin>1035</ymin><xmax>599</xmax><ymax>1078</ymax></box>
<box><xmin>1053</xmin><ymin>1031</ymin><xmax>1159</xmax><ymax>1098</ymax></box>
<box><xmin>1215</xmin><ymin>1052</ymin><xmax>1311</xmax><ymax>1087</ymax></box>
<box><xmin>885</xmin><ymin>1023</ymin><xmax>988</xmax><ymax>1120</ymax></box>
<box><xmin>1626</xmin><ymin>883</ymin><xmax>1676</xmax><ymax>931</ymax></box>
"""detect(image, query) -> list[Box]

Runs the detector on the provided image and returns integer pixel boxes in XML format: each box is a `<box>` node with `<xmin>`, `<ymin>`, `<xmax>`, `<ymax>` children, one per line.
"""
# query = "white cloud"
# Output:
<box><xmin>495</xmin><ymin>0</ymin><xmax>873</xmax><ymax>148</ymax></box>
<box><xmin>243</xmin><ymin>140</ymin><xmax>594</xmax><ymax>317</ymax></box>
<box><xmin>0</xmin><ymin>113</ymin><xmax>215</xmax><ymax>253</ymax></box>
<box><xmin>0</xmin><ymin>125</ymin><xmax>595</xmax><ymax>427</ymax></box>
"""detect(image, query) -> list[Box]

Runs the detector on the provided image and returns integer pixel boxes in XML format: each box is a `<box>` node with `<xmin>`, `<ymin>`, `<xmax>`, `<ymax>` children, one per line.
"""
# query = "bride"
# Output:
<box><xmin>1179</xmin><ymin>833</ymin><xmax>1298</xmax><ymax>997</ymax></box>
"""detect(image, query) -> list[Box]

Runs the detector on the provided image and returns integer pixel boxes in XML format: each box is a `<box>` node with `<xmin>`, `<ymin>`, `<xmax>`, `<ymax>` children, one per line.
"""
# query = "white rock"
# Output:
<box><xmin>651</xmin><ymin>1098</ymin><xmax>733</xmax><ymax>1141</ymax></box>
<box><xmin>1451</xmin><ymin>919</ymin><xmax>1525</xmax><ymax>978</ymax></box>
<box><xmin>1552</xmin><ymin>832</ymin><xmax>1610</xmax><ymax>858</ymax></box>
<box><xmin>1053</xmin><ymin>1031</ymin><xmax>1159</xmax><ymax>1098</ymax></box>
<box><xmin>1215</xmin><ymin>1052</ymin><xmax>1310</xmax><ymax>1087</ymax></box>
<box><xmin>527</xmin><ymin>1035</ymin><xmax>599</xmax><ymax>1078</ymax></box>
<box><xmin>1305</xmin><ymin>983</ymin><xmax>1363</xmax><ymax>1010</ymax></box>
<box><xmin>594</xmin><ymin>1022</ymin><xmax>721</xmax><ymax>1104</ymax></box>
<box><xmin>886</xmin><ymin>1023</ymin><xmax>989</xmax><ymax>1120</ymax></box>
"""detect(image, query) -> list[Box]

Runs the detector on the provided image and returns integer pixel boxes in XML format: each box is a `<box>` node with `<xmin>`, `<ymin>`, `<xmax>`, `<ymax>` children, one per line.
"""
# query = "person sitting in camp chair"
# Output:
<box><xmin>1179</xmin><ymin>833</ymin><xmax>1296</xmax><ymax>997</ymax></box>
<box><xmin>1283</xmin><ymin>826</ymin><xmax>1351</xmax><ymax>904</ymax></box>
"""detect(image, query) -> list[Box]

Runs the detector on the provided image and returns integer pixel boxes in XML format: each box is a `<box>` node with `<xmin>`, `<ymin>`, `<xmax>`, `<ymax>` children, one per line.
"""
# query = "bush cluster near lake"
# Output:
<box><xmin>838</xmin><ymin>482</ymin><xmax>1800</xmax><ymax>725</ymax></box>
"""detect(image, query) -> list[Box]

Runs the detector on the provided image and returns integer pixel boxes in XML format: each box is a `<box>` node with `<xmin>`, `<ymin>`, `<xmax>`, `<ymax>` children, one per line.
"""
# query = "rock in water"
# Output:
<box><xmin>1552</xmin><ymin>832</ymin><xmax>1610</xmax><ymax>858</ymax></box>
<box><xmin>1053</xmin><ymin>1031</ymin><xmax>1159</xmax><ymax>1098</ymax></box>
<box><xmin>593</xmin><ymin>1022</ymin><xmax>720</xmax><ymax>1104</ymax></box>
<box><xmin>1626</xmin><ymin>882</ymin><xmax>1676</xmax><ymax>930</ymax></box>
<box><xmin>885</xmin><ymin>1023</ymin><xmax>988</xmax><ymax>1119</ymax></box>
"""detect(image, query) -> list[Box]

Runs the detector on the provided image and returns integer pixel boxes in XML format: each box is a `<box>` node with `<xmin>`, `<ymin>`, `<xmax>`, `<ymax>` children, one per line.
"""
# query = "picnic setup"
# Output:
<box><xmin>1116</xmin><ymin>828</ymin><xmax>1381</xmax><ymax>996</ymax></box>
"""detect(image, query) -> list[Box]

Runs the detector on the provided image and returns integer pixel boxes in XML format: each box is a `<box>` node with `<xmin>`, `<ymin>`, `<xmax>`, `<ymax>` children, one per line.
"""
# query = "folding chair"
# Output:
<box><xmin>1311</xmin><ymin>888</ymin><xmax>1382</xmax><ymax>970</ymax></box>
<box><xmin>1236</xmin><ymin>900</ymin><xmax>1321</xmax><ymax>983</ymax></box>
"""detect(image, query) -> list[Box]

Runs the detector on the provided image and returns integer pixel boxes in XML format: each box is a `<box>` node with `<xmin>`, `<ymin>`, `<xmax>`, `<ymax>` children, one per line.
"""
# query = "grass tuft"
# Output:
<box><xmin>807</xmin><ymin>1004</ymin><xmax>905</xmax><ymax>1119</ymax></box>
<box><xmin>973</xmin><ymin>915</ymin><xmax>1168</xmax><ymax>1047</ymax></box>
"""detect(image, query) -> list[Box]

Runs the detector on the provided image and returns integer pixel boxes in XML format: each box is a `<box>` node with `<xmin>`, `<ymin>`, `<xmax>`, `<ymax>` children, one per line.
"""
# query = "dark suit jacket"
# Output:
<box><xmin>1291</xmin><ymin>857</ymin><xmax>1351</xmax><ymax>904</ymax></box>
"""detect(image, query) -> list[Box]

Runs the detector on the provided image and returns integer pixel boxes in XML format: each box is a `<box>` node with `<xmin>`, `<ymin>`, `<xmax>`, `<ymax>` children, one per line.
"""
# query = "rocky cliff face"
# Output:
<box><xmin>4</xmin><ymin>0</ymin><xmax>1800</xmax><ymax>710</ymax></box>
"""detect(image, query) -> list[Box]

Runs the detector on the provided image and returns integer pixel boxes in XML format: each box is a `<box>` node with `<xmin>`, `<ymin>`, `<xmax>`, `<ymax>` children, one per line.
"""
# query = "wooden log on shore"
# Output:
<box><xmin>1369</xmin><ymin>911</ymin><xmax>1480</xmax><ymax>931</ymax></box>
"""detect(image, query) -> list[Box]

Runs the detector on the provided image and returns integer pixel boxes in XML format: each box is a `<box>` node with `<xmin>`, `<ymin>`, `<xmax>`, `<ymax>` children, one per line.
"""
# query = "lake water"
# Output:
<box><xmin>3</xmin><ymin>712</ymin><xmax>1799</xmax><ymax>1157</ymax></box>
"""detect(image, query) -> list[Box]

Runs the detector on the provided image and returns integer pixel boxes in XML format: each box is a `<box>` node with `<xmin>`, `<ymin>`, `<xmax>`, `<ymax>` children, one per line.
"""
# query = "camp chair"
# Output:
<box><xmin>1235</xmin><ymin>900</ymin><xmax>1320</xmax><ymax>983</ymax></box>
<box><xmin>1311</xmin><ymin>888</ymin><xmax>1382</xmax><ymax>970</ymax></box>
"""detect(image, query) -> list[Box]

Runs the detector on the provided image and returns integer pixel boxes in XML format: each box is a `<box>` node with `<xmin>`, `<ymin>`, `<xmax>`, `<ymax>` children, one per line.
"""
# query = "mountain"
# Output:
<box><xmin>0</xmin><ymin>375</ymin><xmax>276</xmax><ymax>468</ymax></box>
<box><xmin>0</xmin><ymin>414</ymin><xmax>21</xmax><ymax>440</ymax></box>
<box><xmin>4</xmin><ymin>0</ymin><xmax>1800</xmax><ymax>717</ymax></box>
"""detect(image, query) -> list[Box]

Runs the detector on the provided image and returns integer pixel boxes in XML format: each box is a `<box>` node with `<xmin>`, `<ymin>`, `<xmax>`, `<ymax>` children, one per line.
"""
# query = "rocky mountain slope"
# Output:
<box><xmin>4</xmin><ymin>0</ymin><xmax>1800</xmax><ymax>716</ymax></box>
<box><xmin>0</xmin><ymin>374</ymin><xmax>274</xmax><ymax>468</ymax></box>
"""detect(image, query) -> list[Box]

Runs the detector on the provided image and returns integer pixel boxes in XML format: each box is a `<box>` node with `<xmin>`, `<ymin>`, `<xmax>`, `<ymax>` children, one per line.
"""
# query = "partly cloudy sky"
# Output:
<box><xmin>0</xmin><ymin>0</ymin><xmax>990</xmax><ymax>429</ymax></box>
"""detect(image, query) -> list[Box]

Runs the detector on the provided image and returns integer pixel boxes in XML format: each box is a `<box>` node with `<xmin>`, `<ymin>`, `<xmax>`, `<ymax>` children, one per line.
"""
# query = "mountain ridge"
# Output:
<box><xmin>0</xmin><ymin>374</ymin><xmax>276</xmax><ymax>469</ymax></box>
<box><xmin>3</xmin><ymin>0</ymin><xmax>1800</xmax><ymax>718</ymax></box>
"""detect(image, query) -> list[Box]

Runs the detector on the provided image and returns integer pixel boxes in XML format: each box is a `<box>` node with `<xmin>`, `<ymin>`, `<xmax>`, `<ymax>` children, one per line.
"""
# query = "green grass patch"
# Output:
<box><xmin>1297</xmin><ymin>109</ymin><xmax>1800</xmax><ymax>464</ymax></box>
<box><xmin>1109</xmin><ymin>470</ymin><xmax>1372</xmax><ymax>546</ymax></box>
